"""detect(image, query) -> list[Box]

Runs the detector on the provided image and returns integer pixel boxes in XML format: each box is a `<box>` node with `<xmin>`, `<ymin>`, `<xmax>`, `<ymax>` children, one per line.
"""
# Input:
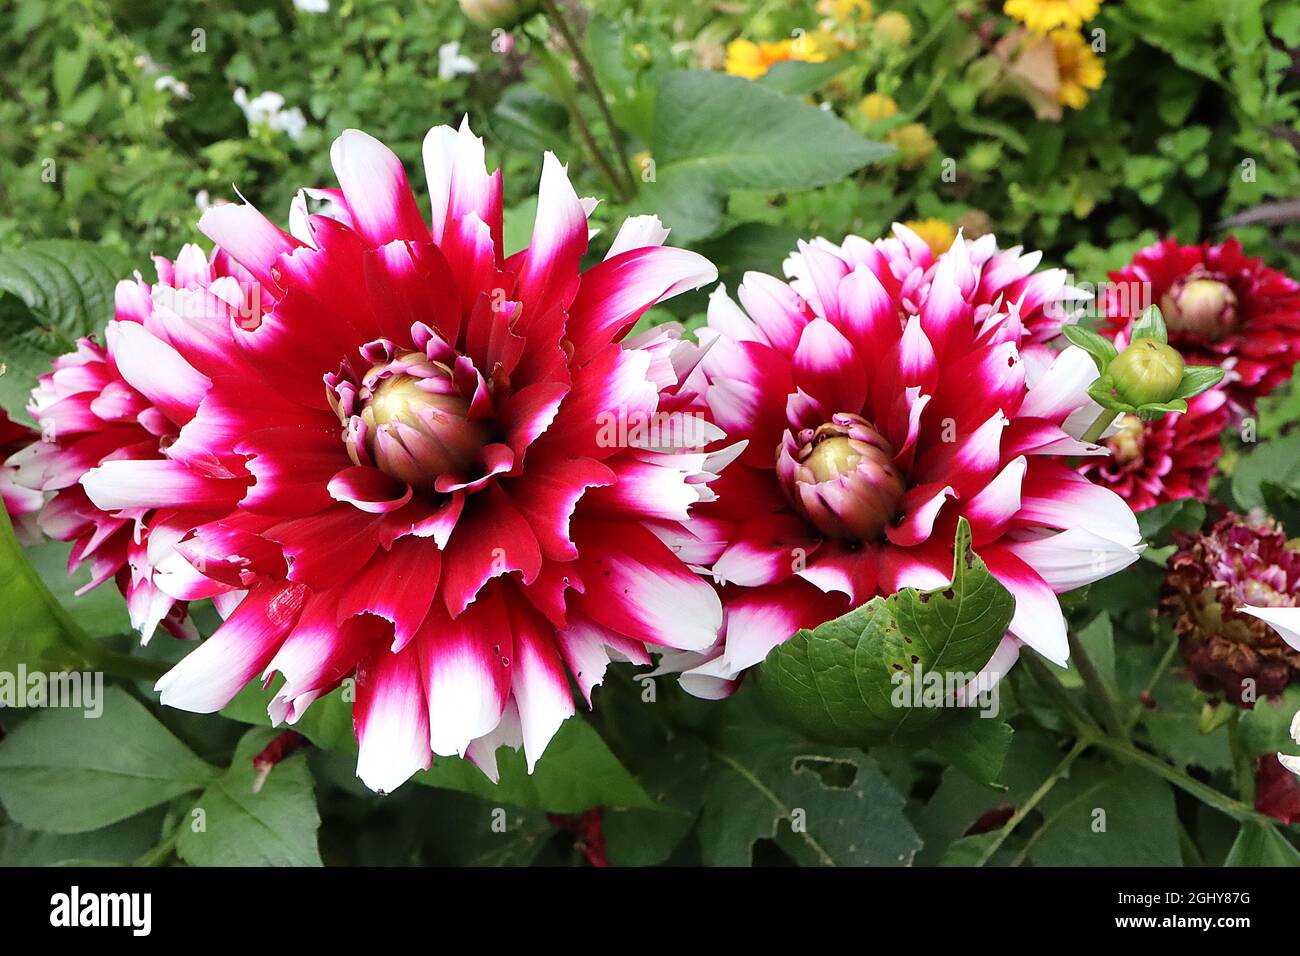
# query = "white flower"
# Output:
<box><xmin>154</xmin><ymin>75</ymin><xmax>191</xmax><ymax>99</ymax></box>
<box><xmin>233</xmin><ymin>88</ymin><xmax>307</xmax><ymax>141</ymax></box>
<box><xmin>437</xmin><ymin>41</ymin><xmax>479</xmax><ymax>81</ymax></box>
<box><xmin>195</xmin><ymin>190</ymin><xmax>211</xmax><ymax>212</ymax></box>
<box><xmin>1281</xmin><ymin>708</ymin><xmax>1300</xmax><ymax>777</ymax></box>
<box><xmin>294</xmin><ymin>0</ymin><xmax>330</xmax><ymax>11</ymax></box>
<box><xmin>272</xmin><ymin>107</ymin><xmax>307</xmax><ymax>142</ymax></box>
<box><xmin>1241</xmin><ymin>606</ymin><xmax>1300</xmax><ymax>777</ymax></box>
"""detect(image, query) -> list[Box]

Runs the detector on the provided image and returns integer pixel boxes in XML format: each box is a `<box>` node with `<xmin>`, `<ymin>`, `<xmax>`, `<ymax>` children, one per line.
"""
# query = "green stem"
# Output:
<box><xmin>527</xmin><ymin>26</ymin><xmax>631</xmax><ymax>203</ymax></box>
<box><xmin>1087</xmin><ymin>735</ymin><xmax>1272</xmax><ymax>825</ymax></box>
<box><xmin>538</xmin><ymin>0</ymin><xmax>636</xmax><ymax>199</ymax></box>
<box><xmin>1022</xmin><ymin>653</ymin><xmax>1100</xmax><ymax>738</ymax></box>
<box><xmin>1125</xmin><ymin>633</ymin><xmax>1179</xmax><ymax>732</ymax></box>
<box><xmin>1080</xmin><ymin>407</ymin><xmax>1117</xmax><ymax>444</ymax></box>
<box><xmin>1068</xmin><ymin>630</ymin><xmax>1128</xmax><ymax>742</ymax></box>
<box><xmin>132</xmin><ymin>829</ymin><xmax>178</xmax><ymax>868</ymax></box>
<box><xmin>976</xmin><ymin>739</ymin><xmax>1089</xmax><ymax>866</ymax></box>
<box><xmin>1228</xmin><ymin>711</ymin><xmax>1256</xmax><ymax>805</ymax></box>
<box><xmin>96</xmin><ymin>649</ymin><xmax>170</xmax><ymax>683</ymax></box>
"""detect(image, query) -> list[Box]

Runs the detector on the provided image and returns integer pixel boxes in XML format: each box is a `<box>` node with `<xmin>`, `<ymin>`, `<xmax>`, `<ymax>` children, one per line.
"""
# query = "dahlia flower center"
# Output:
<box><xmin>1106</xmin><ymin>414</ymin><xmax>1146</xmax><ymax>465</ymax></box>
<box><xmin>344</xmin><ymin>352</ymin><xmax>490</xmax><ymax>492</ymax></box>
<box><xmin>1161</xmin><ymin>274</ymin><xmax>1238</xmax><ymax>341</ymax></box>
<box><xmin>786</xmin><ymin>415</ymin><xmax>906</xmax><ymax>543</ymax></box>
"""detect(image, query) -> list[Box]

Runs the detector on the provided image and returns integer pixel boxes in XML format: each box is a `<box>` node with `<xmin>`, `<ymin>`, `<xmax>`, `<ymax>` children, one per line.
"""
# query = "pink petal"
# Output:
<box><xmin>567</xmin><ymin>246</ymin><xmax>718</xmax><ymax>362</ymax></box>
<box><xmin>330</xmin><ymin>128</ymin><xmax>430</xmax><ymax>248</ymax></box>
<box><xmin>106</xmin><ymin>321</ymin><xmax>211</xmax><ymax>426</ymax></box>
<box><xmin>505</xmin><ymin>593</ymin><xmax>576</xmax><ymax>771</ymax></box>
<box><xmin>978</xmin><ymin>545</ymin><xmax>1069</xmax><ymax>665</ymax></box>
<box><xmin>792</xmin><ymin>318</ymin><xmax>869</xmax><ymax>416</ymax></box>
<box><xmin>712</xmin><ymin>513</ymin><xmax>820</xmax><ymax>587</ymax></box>
<box><xmin>354</xmin><ymin>641</ymin><xmax>432</xmax><ymax>793</ymax></box>
<box><xmin>82</xmin><ymin>459</ymin><xmax>242</xmax><ymax>511</ymax></box>
<box><xmin>417</xmin><ymin>595</ymin><xmax>513</xmax><ymax>756</ymax></box>
<box><xmin>441</xmin><ymin>486</ymin><xmax>543</xmax><ymax>617</ymax></box>
<box><xmin>573</xmin><ymin>518</ymin><xmax>722</xmax><ymax>651</ymax></box>
<box><xmin>507</xmin><ymin>454</ymin><xmax>615</xmax><ymax>561</ymax></box>
<box><xmin>327</xmin><ymin>464</ymin><xmax>413</xmax><ymax>514</ymax></box>
<box><xmin>886</xmin><ymin>482</ymin><xmax>956</xmax><ymax>547</ymax></box>
<box><xmin>338</xmin><ymin>534</ymin><xmax>441</xmax><ymax>650</ymax></box>
<box><xmin>155</xmin><ymin>581</ymin><xmax>309</xmax><ymax>712</ymax></box>
<box><xmin>198</xmin><ymin>202</ymin><xmax>301</xmax><ymax>291</ymax></box>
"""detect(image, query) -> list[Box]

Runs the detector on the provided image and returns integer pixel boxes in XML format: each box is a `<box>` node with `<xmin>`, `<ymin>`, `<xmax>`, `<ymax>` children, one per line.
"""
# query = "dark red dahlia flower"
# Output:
<box><xmin>1103</xmin><ymin>236</ymin><xmax>1300</xmax><ymax>412</ymax></box>
<box><xmin>1163</xmin><ymin>512</ymin><xmax>1300</xmax><ymax>706</ymax></box>
<box><xmin>1076</xmin><ymin>387</ymin><xmax>1228</xmax><ymax>512</ymax></box>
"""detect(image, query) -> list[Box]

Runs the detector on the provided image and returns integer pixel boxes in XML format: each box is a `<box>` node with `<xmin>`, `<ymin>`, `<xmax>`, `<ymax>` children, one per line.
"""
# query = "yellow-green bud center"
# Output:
<box><xmin>1109</xmin><ymin>340</ymin><xmax>1185</xmax><ymax>406</ymax></box>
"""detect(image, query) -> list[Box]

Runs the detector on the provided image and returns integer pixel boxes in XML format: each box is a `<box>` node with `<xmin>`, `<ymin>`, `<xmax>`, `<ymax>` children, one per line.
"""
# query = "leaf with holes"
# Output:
<box><xmin>697</xmin><ymin>705</ymin><xmax>921</xmax><ymax>866</ymax></box>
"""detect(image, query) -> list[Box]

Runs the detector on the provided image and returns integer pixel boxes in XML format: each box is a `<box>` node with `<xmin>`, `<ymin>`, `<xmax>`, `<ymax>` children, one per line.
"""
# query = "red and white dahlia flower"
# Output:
<box><xmin>1103</xmin><ymin>236</ymin><xmax>1300</xmax><ymax>412</ymax></box>
<box><xmin>5</xmin><ymin>245</ymin><xmax>262</xmax><ymax>638</ymax></box>
<box><xmin>659</xmin><ymin>225</ymin><xmax>1144</xmax><ymax>698</ymax></box>
<box><xmin>44</xmin><ymin>119</ymin><xmax>727</xmax><ymax>792</ymax></box>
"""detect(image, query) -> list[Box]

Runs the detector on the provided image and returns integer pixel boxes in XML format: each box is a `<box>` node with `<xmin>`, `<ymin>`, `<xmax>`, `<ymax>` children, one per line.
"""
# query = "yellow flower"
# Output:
<box><xmin>1003</xmin><ymin>0</ymin><xmax>1100</xmax><ymax>34</ymax></box>
<box><xmin>858</xmin><ymin>92</ymin><xmax>898</xmax><ymax>121</ymax></box>
<box><xmin>903</xmin><ymin>218</ymin><xmax>956</xmax><ymax>256</ymax></box>
<box><xmin>1050</xmin><ymin>29</ymin><xmax>1104</xmax><ymax>109</ymax></box>
<box><xmin>873</xmin><ymin>11</ymin><xmax>914</xmax><ymax>45</ymax></box>
<box><xmin>724</xmin><ymin>37</ymin><xmax>827</xmax><ymax>80</ymax></box>
<box><xmin>887</xmin><ymin>122</ymin><xmax>936</xmax><ymax>170</ymax></box>
<box><xmin>816</xmin><ymin>0</ymin><xmax>872</xmax><ymax>23</ymax></box>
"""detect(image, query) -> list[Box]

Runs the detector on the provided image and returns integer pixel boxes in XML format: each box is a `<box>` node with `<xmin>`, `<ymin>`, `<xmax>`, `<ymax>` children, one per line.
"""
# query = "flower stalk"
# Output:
<box><xmin>537</xmin><ymin>0</ymin><xmax>636</xmax><ymax>201</ymax></box>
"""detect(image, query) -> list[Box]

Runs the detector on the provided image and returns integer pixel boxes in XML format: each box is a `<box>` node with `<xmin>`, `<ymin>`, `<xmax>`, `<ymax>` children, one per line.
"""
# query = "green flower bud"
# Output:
<box><xmin>1108</xmin><ymin>339</ymin><xmax>1185</xmax><ymax>406</ymax></box>
<box><xmin>458</xmin><ymin>0</ymin><xmax>538</xmax><ymax>29</ymax></box>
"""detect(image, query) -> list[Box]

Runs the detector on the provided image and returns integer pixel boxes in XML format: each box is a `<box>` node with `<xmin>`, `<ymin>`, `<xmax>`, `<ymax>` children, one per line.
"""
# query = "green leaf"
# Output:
<box><xmin>756</xmin><ymin>58</ymin><xmax>848</xmax><ymax>96</ymax></box>
<box><xmin>1171</xmin><ymin>364</ymin><xmax>1226</xmax><ymax>400</ymax></box>
<box><xmin>1231</xmin><ymin>434</ymin><xmax>1300</xmax><ymax>509</ymax></box>
<box><xmin>1061</xmin><ymin>614</ymin><xmax>1117</xmax><ymax>695</ymax></box>
<box><xmin>1141</xmin><ymin>673</ymin><xmax>1232</xmax><ymax>773</ymax></box>
<box><xmin>643</xmin><ymin>71</ymin><xmax>890</xmax><ymax>241</ymax></box>
<box><xmin>603</xmin><ymin>737</ymin><xmax>709</xmax><ymax>866</ymax></box>
<box><xmin>1136</xmin><ymin>498</ymin><xmax>1207</xmax><ymax>546</ymax></box>
<box><xmin>697</xmin><ymin>711</ymin><xmax>921</xmax><ymax>866</ymax></box>
<box><xmin>416</xmin><ymin>717</ymin><xmax>656</xmax><ymax>812</ymax></box>
<box><xmin>928</xmin><ymin>714</ymin><xmax>1014</xmax><ymax>789</ymax></box>
<box><xmin>1061</xmin><ymin>324</ymin><xmax>1118</xmax><ymax>373</ymax></box>
<box><xmin>0</xmin><ymin>810</ymin><xmax>166</xmax><ymax>866</ymax></box>
<box><xmin>1261</xmin><ymin>481</ymin><xmax>1300</xmax><ymax>537</ymax></box>
<box><xmin>0</xmin><ymin>240</ymin><xmax>133</xmax><ymax>425</ymax></box>
<box><xmin>176</xmin><ymin>728</ymin><xmax>322</xmax><ymax>867</ymax></box>
<box><xmin>757</xmin><ymin>519</ymin><xmax>1015</xmax><ymax>745</ymax></box>
<box><xmin>1027</xmin><ymin>764</ymin><xmax>1181</xmax><ymax>866</ymax></box>
<box><xmin>1223</xmin><ymin>821</ymin><xmax>1300</xmax><ymax>866</ymax></box>
<box><xmin>1129</xmin><ymin>305</ymin><xmax>1169</xmax><ymax>344</ymax></box>
<box><xmin>1237</xmin><ymin>686</ymin><xmax>1300</xmax><ymax>756</ymax></box>
<box><xmin>0</xmin><ymin>687</ymin><xmax>216</xmax><ymax>833</ymax></box>
<box><xmin>489</xmin><ymin>86</ymin><xmax>569</xmax><ymax>153</ymax></box>
<box><xmin>222</xmin><ymin>680</ymin><xmax>357</xmax><ymax>754</ymax></box>
<box><xmin>1087</xmin><ymin>376</ymin><xmax>1134</xmax><ymax>414</ymax></box>
<box><xmin>21</xmin><ymin>539</ymin><xmax>132</xmax><ymax>639</ymax></box>
<box><xmin>0</xmin><ymin>506</ymin><xmax>94</xmax><ymax>673</ymax></box>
